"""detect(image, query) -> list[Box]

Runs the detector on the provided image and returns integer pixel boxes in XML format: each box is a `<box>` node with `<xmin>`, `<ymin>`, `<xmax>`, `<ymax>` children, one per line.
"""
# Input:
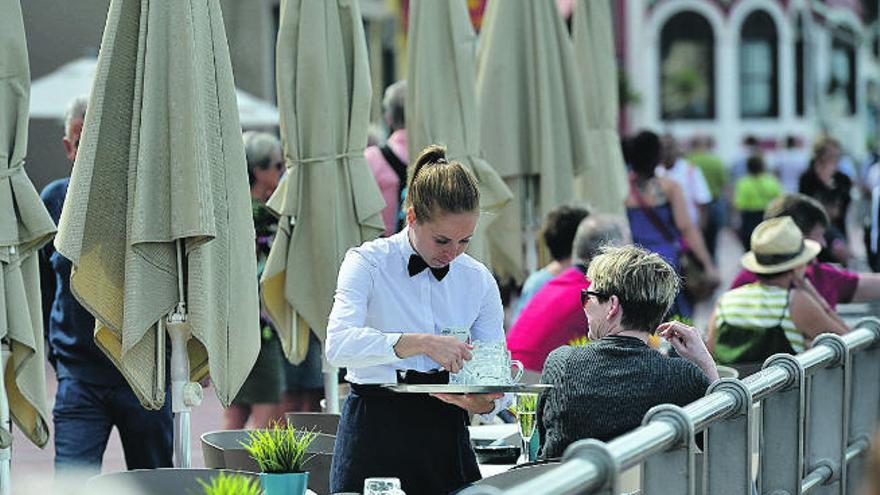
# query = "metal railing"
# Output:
<box><xmin>463</xmin><ymin>317</ymin><xmax>880</xmax><ymax>495</ymax></box>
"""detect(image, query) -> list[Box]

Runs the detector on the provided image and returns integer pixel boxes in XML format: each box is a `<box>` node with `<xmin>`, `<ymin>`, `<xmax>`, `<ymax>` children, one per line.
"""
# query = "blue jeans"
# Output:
<box><xmin>53</xmin><ymin>378</ymin><xmax>173</xmax><ymax>474</ymax></box>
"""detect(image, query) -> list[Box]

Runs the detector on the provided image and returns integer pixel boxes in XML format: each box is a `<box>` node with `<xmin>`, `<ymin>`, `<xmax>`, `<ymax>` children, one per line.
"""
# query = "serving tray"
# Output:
<box><xmin>382</xmin><ymin>384</ymin><xmax>553</xmax><ymax>394</ymax></box>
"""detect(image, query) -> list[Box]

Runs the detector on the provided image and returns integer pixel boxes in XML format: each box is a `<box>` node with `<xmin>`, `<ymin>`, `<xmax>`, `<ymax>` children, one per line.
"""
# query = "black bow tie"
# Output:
<box><xmin>408</xmin><ymin>254</ymin><xmax>450</xmax><ymax>281</ymax></box>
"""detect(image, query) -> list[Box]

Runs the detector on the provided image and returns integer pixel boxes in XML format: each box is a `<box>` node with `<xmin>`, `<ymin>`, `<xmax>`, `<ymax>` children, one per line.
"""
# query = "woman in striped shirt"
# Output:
<box><xmin>707</xmin><ymin>216</ymin><xmax>849</xmax><ymax>376</ymax></box>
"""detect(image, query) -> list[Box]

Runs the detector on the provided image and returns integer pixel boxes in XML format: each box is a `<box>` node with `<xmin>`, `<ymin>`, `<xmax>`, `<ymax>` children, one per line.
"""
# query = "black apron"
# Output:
<box><xmin>329</xmin><ymin>371</ymin><xmax>481</xmax><ymax>494</ymax></box>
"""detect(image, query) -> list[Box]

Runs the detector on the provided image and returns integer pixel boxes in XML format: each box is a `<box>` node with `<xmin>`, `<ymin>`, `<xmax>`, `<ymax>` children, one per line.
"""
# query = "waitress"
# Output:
<box><xmin>326</xmin><ymin>145</ymin><xmax>508</xmax><ymax>494</ymax></box>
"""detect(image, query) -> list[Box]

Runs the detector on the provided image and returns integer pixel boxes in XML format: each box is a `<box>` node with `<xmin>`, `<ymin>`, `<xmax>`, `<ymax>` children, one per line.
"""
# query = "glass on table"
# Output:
<box><xmin>363</xmin><ymin>477</ymin><xmax>405</xmax><ymax>495</ymax></box>
<box><xmin>515</xmin><ymin>392</ymin><xmax>539</xmax><ymax>463</ymax></box>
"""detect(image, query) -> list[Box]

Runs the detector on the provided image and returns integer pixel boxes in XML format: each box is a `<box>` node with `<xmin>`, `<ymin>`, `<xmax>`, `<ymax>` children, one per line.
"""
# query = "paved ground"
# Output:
<box><xmin>9</xmin><ymin>373</ymin><xmax>225</xmax><ymax>494</ymax></box>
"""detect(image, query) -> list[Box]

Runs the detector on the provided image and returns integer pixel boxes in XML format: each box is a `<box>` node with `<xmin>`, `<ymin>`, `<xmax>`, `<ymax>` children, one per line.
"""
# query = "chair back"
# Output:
<box><xmin>285</xmin><ymin>412</ymin><xmax>341</xmax><ymax>435</ymax></box>
<box><xmin>200</xmin><ymin>429</ymin><xmax>335</xmax><ymax>494</ymax></box>
<box><xmin>86</xmin><ymin>468</ymin><xmax>257</xmax><ymax>494</ymax></box>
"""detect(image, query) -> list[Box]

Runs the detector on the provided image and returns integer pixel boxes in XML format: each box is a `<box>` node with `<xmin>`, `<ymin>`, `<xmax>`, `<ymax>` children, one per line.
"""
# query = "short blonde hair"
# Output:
<box><xmin>586</xmin><ymin>245</ymin><xmax>680</xmax><ymax>332</ymax></box>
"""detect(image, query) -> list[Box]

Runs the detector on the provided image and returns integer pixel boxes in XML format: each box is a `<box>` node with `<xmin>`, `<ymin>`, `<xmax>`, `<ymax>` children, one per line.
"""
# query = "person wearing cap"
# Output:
<box><xmin>707</xmin><ymin>216</ymin><xmax>849</xmax><ymax>376</ymax></box>
<box><xmin>730</xmin><ymin>193</ymin><xmax>880</xmax><ymax>310</ymax></box>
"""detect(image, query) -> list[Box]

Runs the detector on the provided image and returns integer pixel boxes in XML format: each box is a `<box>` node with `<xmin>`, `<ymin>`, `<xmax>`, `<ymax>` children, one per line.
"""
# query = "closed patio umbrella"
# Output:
<box><xmin>261</xmin><ymin>0</ymin><xmax>385</xmax><ymax>414</ymax></box>
<box><xmin>406</xmin><ymin>0</ymin><xmax>513</xmax><ymax>265</ymax></box>
<box><xmin>572</xmin><ymin>0</ymin><xmax>629</xmax><ymax>218</ymax></box>
<box><xmin>54</xmin><ymin>0</ymin><xmax>260</xmax><ymax>466</ymax></box>
<box><xmin>476</xmin><ymin>0</ymin><xmax>591</xmax><ymax>281</ymax></box>
<box><xmin>0</xmin><ymin>0</ymin><xmax>56</xmax><ymax>491</ymax></box>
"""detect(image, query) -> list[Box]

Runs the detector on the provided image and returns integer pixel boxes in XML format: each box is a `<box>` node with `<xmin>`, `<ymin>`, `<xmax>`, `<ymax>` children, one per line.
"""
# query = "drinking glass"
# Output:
<box><xmin>364</xmin><ymin>477</ymin><xmax>405</xmax><ymax>495</ymax></box>
<box><xmin>515</xmin><ymin>392</ymin><xmax>539</xmax><ymax>463</ymax></box>
<box><xmin>466</xmin><ymin>341</ymin><xmax>524</xmax><ymax>385</ymax></box>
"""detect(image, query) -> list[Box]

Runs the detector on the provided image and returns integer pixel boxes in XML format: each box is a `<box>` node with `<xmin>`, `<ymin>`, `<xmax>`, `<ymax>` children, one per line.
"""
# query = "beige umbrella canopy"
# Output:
<box><xmin>572</xmin><ymin>0</ymin><xmax>629</xmax><ymax>218</ymax></box>
<box><xmin>406</xmin><ymin>0</ymin><xmax>513</xmax><ymax>266</ymax></box>
<box><xmin>476</xmin><ymin>0</ymin><xmax>591</xmax><ymax>281</ymax></box>
<box><xmin>261</xmin><ymin>0</ymin><xmax>385</xmax><ymax>364</ymax></box>
<box><xmin>0</xmin><ymin>0</ymin><xmax>55</xmax><ymax>448</ymax></box>
<box><xmin>54</xmin><ymin>0</ymin><xmax>261</xmax><ymax>409</ymax></box>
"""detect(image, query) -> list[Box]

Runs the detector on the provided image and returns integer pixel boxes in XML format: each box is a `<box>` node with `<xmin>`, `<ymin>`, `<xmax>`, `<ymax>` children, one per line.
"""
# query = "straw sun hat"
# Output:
<box><xmin>741</xmin><ymin>216</ymin><xmax>821</xmax><ymax>274</ymax></box>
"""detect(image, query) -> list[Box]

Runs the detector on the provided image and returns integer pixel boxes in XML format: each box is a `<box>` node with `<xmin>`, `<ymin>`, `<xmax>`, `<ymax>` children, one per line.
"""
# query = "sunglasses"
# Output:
<box><xmin>581</xmin><ymin>289</ymin><xmax>611</xmax><ymax>306</ymax></box>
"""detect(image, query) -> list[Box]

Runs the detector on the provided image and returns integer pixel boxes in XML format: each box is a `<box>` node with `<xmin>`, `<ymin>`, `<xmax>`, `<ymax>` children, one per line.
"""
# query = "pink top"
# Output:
<box><xmin>730</xmin><ymin>262</ymin><xmax>859</xmax><ymax>309</ymax></box>
<box><xmin>364</xmin><ymin>130</ymin><xmax>408</xmax><ymax>236</ymax></box>
<box><xmin>507</xmin><ymin>267</ymin><xmax>590</xmax><ymax>372</ymax></box>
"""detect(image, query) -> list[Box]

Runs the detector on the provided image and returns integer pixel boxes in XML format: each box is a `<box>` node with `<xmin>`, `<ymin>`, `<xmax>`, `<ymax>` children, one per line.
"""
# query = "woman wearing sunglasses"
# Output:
<box><xmin>537</xmin><ymin>245</ymin><xmax>719</xmax><ymax>459</ymax></box>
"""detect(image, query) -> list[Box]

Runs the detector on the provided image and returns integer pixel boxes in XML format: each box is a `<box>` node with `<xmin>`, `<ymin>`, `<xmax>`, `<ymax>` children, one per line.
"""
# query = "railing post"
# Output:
<box><xmin>705</xmin><ymin>379</ymin><xmax>753</xmax><ymax>495</ymax></box>
<box><xmin>562</xmin><ymin>439</ymin><xmax>619</xmax><ymax>495</ymax></box>
<box><xmin>760</xmin><ymin>354</ymin><xmax>806</xmax><ymax>495</ymax></box>
<box><xmin>807</xmin><ymin>334</ymin><xmax>850</xmax><ymax>495</ymax></box>
<box><xmin>641</xmin><ymin>404</ymin><xmax>696</xmax><ymax>495</ymax></box>
<box><xmin>845</xmin><ymin>319</ymin><xmax>880</xmax><ymax>494</ymax></box>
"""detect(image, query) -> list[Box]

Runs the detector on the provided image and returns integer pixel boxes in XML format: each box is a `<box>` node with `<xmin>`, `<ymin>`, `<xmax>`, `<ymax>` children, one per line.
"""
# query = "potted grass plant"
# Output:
<box><xmin>198</xmin><ymin>472</ymin><xmax>263</xmax><ymax>495</ymax></box>
<box><xmin>243</xmin><ymin>422</ymin><xmax>317</xmax><ymax>495</ymax></box>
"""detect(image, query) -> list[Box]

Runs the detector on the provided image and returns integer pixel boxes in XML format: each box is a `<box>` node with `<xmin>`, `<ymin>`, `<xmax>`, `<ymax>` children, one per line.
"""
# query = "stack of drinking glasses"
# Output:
<box><xmin>449</xmin><ymin>340</ymin><xmax>524</xmax><ymax>386</ymax></box>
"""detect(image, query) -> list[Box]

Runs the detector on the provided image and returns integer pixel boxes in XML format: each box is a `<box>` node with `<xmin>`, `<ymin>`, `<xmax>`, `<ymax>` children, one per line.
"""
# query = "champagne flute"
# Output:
<box><xmin>515</xmin><ymin>392</ymin><xmax>538</xmax><ymax>463</ymax></box>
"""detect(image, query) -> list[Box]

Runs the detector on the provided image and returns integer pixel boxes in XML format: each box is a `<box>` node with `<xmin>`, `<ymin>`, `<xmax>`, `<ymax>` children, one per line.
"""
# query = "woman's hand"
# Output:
<box><xmin>431</xmin><ymin>393</ymin><xmax>503</xmax><ymax>414</ymax></box>
<box><xmin>657</xmin><ymin>321</ymin><xmax>720</xmax><ymax>382</ymax></box>
<box><xmin>393</xmin><ymin>334</ymin><xmax>473</xmax><ymax>373</ymax></box>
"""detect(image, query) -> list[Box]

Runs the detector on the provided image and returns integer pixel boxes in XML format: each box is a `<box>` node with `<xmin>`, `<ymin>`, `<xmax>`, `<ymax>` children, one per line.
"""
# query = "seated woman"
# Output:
<box><xmin>537</xmin><ymin>245</ymin><xmax>719</xmax><ymax>459</ymax></box>
<box><xmin>708</xmin><ymin>216</ymin><xmax>849</xmax><ymax>376</ymax></box>
<box><xmin>731</xmin><ymin>193</ymin><xmax>880</xmax><ymax>311</ymax></box>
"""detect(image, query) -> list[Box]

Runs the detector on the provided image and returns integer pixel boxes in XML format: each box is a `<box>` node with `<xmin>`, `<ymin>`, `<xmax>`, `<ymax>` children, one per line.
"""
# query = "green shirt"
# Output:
<box><xmin>686</xmin><ymin>152</ymin><xmax>727</xmax><ymax>199</ymax></box>
<box><xmin>734</xmin><ymin>173</ymin><xmax>781</xmax><ymax>211</ymax></box>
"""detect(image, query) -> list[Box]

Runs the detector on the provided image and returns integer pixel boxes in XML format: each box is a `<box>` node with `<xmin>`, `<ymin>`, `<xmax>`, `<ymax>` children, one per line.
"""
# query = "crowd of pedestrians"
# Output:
<box><xmin>491</xmin><ymin>127</ymin><xmax>880</xmax><ymax>463</ymax></box>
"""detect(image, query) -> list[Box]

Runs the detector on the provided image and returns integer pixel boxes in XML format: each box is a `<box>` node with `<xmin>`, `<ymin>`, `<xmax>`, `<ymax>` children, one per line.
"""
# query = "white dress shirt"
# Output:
<box><xmin>656</xmin><ymin>158</ymin><xmax>712</xmax><ymax>225</ymax></box>
<box><xmin>326</xmin><ymin>228</ymin><xmax>505</xmax><ymax>383</ymax></box>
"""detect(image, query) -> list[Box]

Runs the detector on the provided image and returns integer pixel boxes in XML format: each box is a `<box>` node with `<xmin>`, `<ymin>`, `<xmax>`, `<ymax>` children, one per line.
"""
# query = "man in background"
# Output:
<box><xmin>40</xmin><ymin>95</ymin><xmax>172</xmax><ymax>475</ymax></box>
<box><xmin>657</xmin><ymin>133</ymin><xmax>712</xmax><ymax>231</ymax></box>
<box><xmin>687</xmin><ymin>135</ymin><xmax>728</xmax><ymax>260</ymax></box>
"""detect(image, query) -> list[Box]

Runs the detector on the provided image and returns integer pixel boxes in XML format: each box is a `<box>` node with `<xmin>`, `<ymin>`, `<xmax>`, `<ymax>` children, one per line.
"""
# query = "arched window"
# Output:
<box><xmin>660</xmin><ymin>11</ymin><xmax>715</xmax><ymax>120</ymax></box>
<box><xmin>739</xmin><ymin>10</ymin><xmax>778</xmax><ymax>118</ymax></box>
<box><xmin>831</xmin><ymin>27</ymin><xmax>857</xmax><ymax>115</ymax></box>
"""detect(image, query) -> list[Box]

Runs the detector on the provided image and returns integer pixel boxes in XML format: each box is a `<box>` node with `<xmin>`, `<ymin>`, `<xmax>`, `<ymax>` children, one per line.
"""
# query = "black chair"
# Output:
<box><xmin>86</xmin><ymin>468</ymin><xmax>258</xmax><ymax>494</ymax></box>
<box><xmin>201</xmin><ymin>429</ymin><xmax>335</xmax><ymax>494</ymax></box>
<box><xmin>285</xmin><ymin>412</ymin><xmax>341</xmax><ymax>435</ymax></box>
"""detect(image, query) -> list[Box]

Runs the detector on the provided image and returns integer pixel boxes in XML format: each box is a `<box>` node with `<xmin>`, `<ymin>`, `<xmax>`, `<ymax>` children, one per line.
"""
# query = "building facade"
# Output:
<box><xmin>620</xmin><ymin>0</ymin><xmax>880</xmax><ymax>162</ymax></box>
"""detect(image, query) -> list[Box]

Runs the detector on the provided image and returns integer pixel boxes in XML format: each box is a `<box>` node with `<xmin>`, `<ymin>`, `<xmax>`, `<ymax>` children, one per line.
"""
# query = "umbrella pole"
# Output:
<box><xmin>0</xmin><ymin>341</ymin><xmax>10</xmax><ymax>495</ymax></box>
<box><xmin>323</xmin><ymin>368</ymin><xmax>339</xmax><ymax>414</ymax></box>
<box><xmin>167</xmin><ymin>240</ymin><xmax>202</xmax><ymax>468</ymax></box>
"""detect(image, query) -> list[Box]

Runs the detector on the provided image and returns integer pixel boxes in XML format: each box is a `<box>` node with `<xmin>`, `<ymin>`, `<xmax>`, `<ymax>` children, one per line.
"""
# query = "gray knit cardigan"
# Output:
<box><xmin>537</xmin><ymin>335</ymin><xmax>711</xmax><ymax>459</ymax></box>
